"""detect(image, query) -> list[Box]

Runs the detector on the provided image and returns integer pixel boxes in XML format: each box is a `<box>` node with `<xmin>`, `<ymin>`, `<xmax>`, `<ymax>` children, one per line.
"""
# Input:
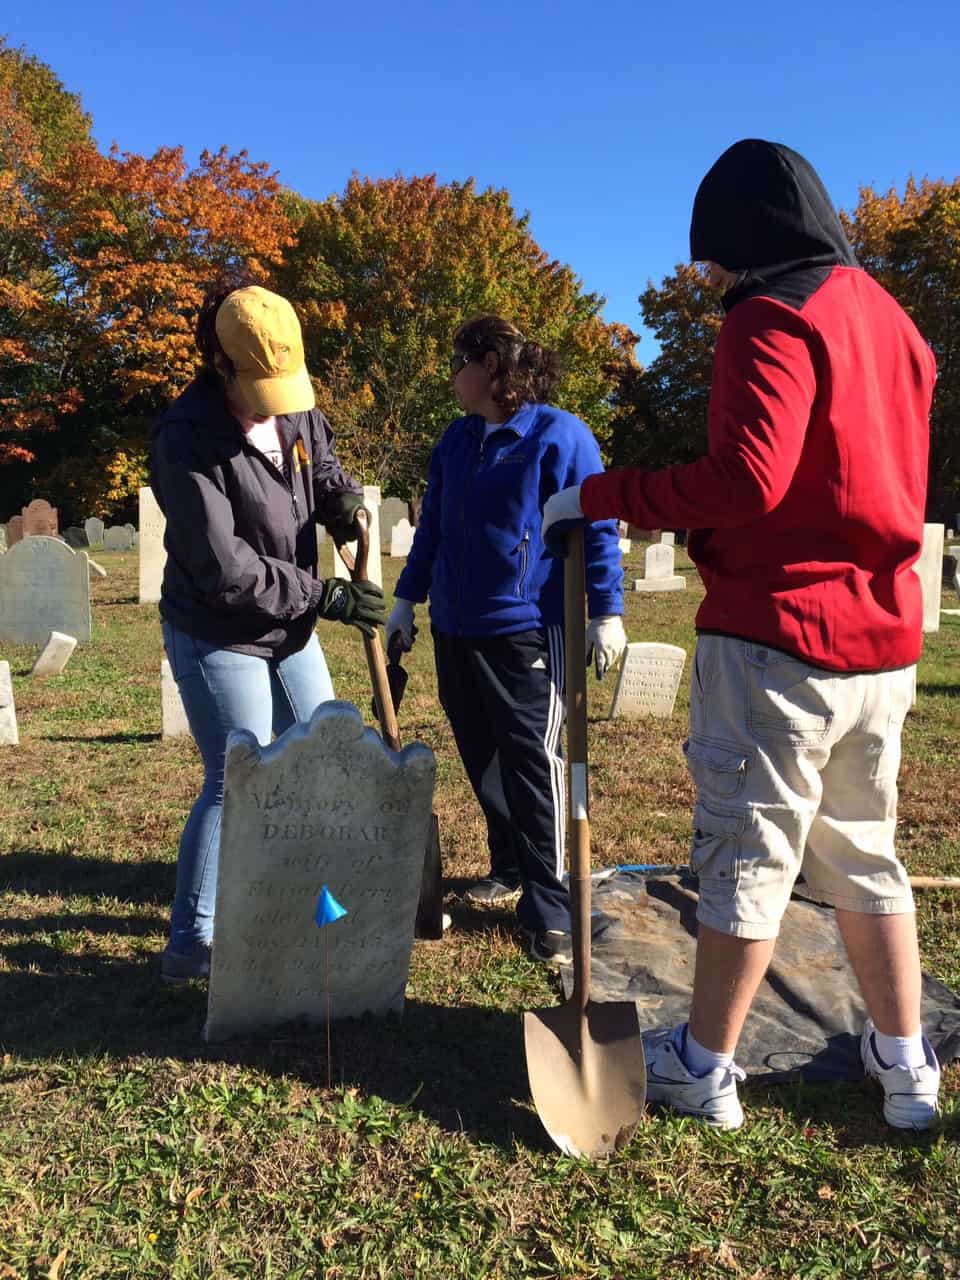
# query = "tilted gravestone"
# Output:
<box><xmin>389</xmin><ymin>518</ymin><xmax>415</xmax><ymax>558</ymax></box>
<box><xmin>84</xmin><ymin>517</ymin><xmax>105</xmax><ymax>546</ymax></box>
<box><xmin>204</xmin><ymin>701</ymin><xmax>436</xmax><ymax>1043</ymax></box>
<box><xmin>916</xmin><ymin>523</ymin><xmax>944</xmax><ymax>633</ymax></box>
<box><xmin>104</xmin><ymin>525</ymin><xmax>136</xmax><ymax>551</ymax></box>
<box><xmin>161</xmin><ymin>660</ymin><xmax>191</xmax><ymax>738</ymax></box>
<box><xmin>7</xmin><ymin>516</ymin><xmax>23</xmax><ymax>547</ymax></box>
<box><xmin>0</xmin><ymin>662</ymin><xmax>17</xmax><ymax>745</ymax></box>
<box><xmin>22</xmin><ymin>499</ymin><xmax>58</xmax><ymax>538</ymax></box>
<box><xmin>332</xmin><ymin>486</ymin><xmax>383</xmax><ymax>588</ymax></box>
<box><xmin>0</xmin><ymin>537</ymin><xmax>91</xmax><ymax>645</ymax></box>
<box><xmin>62</xmin><ymin>527</ymin><xmax>89</xmax><ymax>549</ymax></box>
<box><xmin>138</xmin><ymin>486</ymin><xmax>166</xmax><ymax>604</ymax></box>
<box><xmin>379</xmin><ymin>497</ymin><xmax>408</xmax><ymax>551</ymax></box>
<box><xmin>634</xmin><ymin>542</ymin><xmax>685</xmax><ymax>592</ymax></box>
<box><xmin>609</xmin><ymin>642</ymin><xmax>687</xmax><ymax>719</ymax></box>
<box><xmin>30</xmin><ymin>631</ymin><xmax>78</xmax><ymax>678</ymax></box>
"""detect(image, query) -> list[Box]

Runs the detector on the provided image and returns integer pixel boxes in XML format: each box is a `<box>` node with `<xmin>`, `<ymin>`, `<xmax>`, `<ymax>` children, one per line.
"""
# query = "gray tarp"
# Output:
<box><xmin>561</xmin><ymin>871</ymin><xmax>960</xmax><ymax>1081</ymax></box>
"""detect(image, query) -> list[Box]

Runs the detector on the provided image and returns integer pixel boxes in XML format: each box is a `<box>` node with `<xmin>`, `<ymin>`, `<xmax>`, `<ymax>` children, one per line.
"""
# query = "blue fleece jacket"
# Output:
<box><xmin>396</xmin><ymin>402</ymin><xmax>623</xmax><ymax>636</ymax></box>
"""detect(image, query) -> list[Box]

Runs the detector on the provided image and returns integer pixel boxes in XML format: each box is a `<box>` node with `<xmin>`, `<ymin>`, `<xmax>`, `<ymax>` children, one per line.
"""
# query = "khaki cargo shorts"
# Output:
<box><xmin>685</xmin><ymin>634</ymin><xmax>915</xmax><ymax>940</ymax></box>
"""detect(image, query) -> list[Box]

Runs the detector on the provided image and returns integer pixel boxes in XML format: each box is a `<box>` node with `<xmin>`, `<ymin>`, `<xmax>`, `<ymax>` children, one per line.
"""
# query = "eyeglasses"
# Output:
<box><xmin>449</xmin><ymin>352</ymin><xmax>472</xmax><ymax>376</ymax></box>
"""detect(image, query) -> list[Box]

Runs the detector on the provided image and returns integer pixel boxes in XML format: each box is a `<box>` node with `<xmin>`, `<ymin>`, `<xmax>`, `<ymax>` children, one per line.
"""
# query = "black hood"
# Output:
<box><xmin>689</xmin><ymin>140</ymin><xmax>857</xmax><ymax>297</ymax></box>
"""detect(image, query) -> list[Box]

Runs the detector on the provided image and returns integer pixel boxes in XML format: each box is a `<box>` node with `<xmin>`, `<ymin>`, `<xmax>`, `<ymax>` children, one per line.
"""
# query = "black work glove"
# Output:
<box><xmin>323</xmin><ymin>490</ymin><xmax>365</xmax><ymax>545</ymax></box>
<box><xmin>317</xmin><ymin>577</ymin><xmax>385</xmax><ymax>637</ymax></box>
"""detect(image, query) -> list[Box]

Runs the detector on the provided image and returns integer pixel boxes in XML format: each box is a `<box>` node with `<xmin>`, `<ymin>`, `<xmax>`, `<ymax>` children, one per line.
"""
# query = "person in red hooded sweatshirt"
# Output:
<box><xmin>542</xmin><ymin>139</ymin><xmax>940</xmax><ymax>1131</ymax></box>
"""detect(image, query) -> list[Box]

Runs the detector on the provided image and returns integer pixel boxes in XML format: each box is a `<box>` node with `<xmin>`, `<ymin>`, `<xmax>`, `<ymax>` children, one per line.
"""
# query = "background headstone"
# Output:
<box><xmin>104</xmin><ymin>525</ymin><xmax>136</xmax><ymax>551</ymax></box>
<box><xmin>634</xmin><ymin>542</ymin><xmax>685</xmax><ymax>592</ymax></box>
<box><xmin>618</xmin><ymin>537</ymin><xmax>632</xmax><ymax>556</ymax></box>
<box><xmin>379</xmin><ymin>497</ymin><xmax>408</xmax><ymax>551</ymax></box>
<box><xmin>661</xmin><ymin>531</ymin><xmax>676</xmax><ymax>546</ymax></box>
<box><xmin>916</xmin><ymin>523</ymin><xmax>944</xmax><ymax>633</ymax></box>
<box><xmin>161</xmin><ymin>660</ymin><xmax>191</xmax><ymax>737</ymax></box>
<box><xmin>205</xmin><ymin>702</ymin><xmax>436</xmax><ymax>1043</ymax></box>
<box><xmin>138</xmin><ymin>486</ymin><xmax>166</xmax><ymax>604</ymax></box>
<box><xmin>389</xmin><ymin>518</ymin><xmax>415</xmax><ymax>558</ymax></box>
<box><xmin>609</xmin><ymin>643</ymin><xmax>687</xmax><ymax>719</ymax></box>
<box><xmin>22</xmin><ymin>499</ymin><xmax>58</xmax><ymax>538</ymax></box>
<box><xmin>84</xmin><ymin>517</ymin><xmax>105</xmax><ymax>546</ymax></box>
<box><xmin>62</xmin><ymin>527</ymin><xmax>89</xmax><ymax>549</ymax></box>
<box><xmin>0</xmin><ymin>537</ymin><xmax>92</xmax><ymax>645</ymax></box>
<box><xmin>333</xmin><ymin>486</ymin><xmax>383</xmax><ymax>587</ymax></box>
<box><xmin>7</xmin><ymin>516</ymin><xmax>23</xmax><ymax>547</ymax></box>
<box><xmin>30</xmin><ymin>631</ymin><xmax>78</xmax><ymax>678</ymax></box>
<box><xmin>0</xmin><ymin>662</ymin><xmax>17</xmax><ymax>745</ymax></box>
<box><xmin>0</xmin><ymin>525</ymin><xmax>6</xmax><ymax>553</ymax></box>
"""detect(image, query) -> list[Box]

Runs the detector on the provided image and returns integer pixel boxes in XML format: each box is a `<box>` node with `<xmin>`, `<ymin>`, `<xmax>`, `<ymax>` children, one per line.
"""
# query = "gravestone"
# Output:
<box><xmin>62</xmin><ymin>527</ymin><xmax>89</xmax><ymax>549</ymax></box>
<box><xmin>0</xmin><ymin>525</ymin><xmax>5</xmax><ymax>553</ymax></box>
<box><xmin>609</xmin><ymin>643</ymin><xmax>687</xmax><ymax>719</ymax></box>
<box><xmin>379</xmin><ymin>497</ymin><xmax>408</xmax><ymax>551</ymax></box>
<box><xmin>161</xmin><ymin>660</ymin><xmax>191</xmax><ymax>737</ymax></box>
<box><xmin>104</xmin><ymin>524</ymin><xmax>136</xmax><ymax>551</ymax></box>
<box><xmin>22</xmin><ymin>499</ymin><xmax>58</xmax><ymax>538</ymax></box>
<box><xmin>389</xmin><ymin>518</ymin><xmax>415</xmax><ymax>558</ymax></box>
<box><xmin>7</xmin><ymin>516</ymin><xmax>23</xmax><ymax>547</ymax></box>
<box><xmin>661</xmin><ymin>531</ymin><xmax>676</xmax><ymax>546</ymax></box>
<box><xmin>205</xmin><ymin>701</ymin><xmax>436</xmax><ymax>1043</ymax></box>
<box><xmin>618</xmin><ymin>537</ymin><xmax>632</xmax><ymax>556</ymax></box>
<box><xmin>916</xmin><ymin>523</ymin><xmax>944</xmax><ymax>633</ymax></box>
<box><xmin>333</xmin><ymin>486</ymin><xmax>383</xmax><ymax>588</ymax></box>
<box><xmin>84</xmin><ymin>517</ymin><xmax>105</xmax><ymax>546</ymax></box>
<box><xmin>30</xmin><ymin>632</ymin><xmax>78</xmax><ymax>678</ymax></box>
<box><xmin>634</xmin><ymin>542</ymin><xmax>685</xmax><ymax>592</ymax></box>
<box><xmin>138</xmin><ymin>486</ymin><xmax>166</xmax><ymax>604</ymax></box>
<box><xmin>0</xmin><ymin>537</ymin><xmax>91</xmax><ymax>645</ymax></box>
<box><xmin>0</xmin><ymin>662</ymin><xmax>17</xmax><ymax>745</ymax></box>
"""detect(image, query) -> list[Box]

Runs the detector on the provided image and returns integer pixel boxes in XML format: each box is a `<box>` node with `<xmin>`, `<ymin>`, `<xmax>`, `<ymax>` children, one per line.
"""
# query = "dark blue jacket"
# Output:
<box><xmin>396</xmin><ymin>402</ymin><xmax>623</xmax><ymax>636</ymax></box>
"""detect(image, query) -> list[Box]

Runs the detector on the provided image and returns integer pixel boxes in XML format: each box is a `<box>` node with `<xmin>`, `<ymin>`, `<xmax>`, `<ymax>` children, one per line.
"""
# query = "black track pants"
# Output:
<box><xmin>433</xmin><ymin>627</ymin><xmax>570</xmax><ymax>933</ymax></box>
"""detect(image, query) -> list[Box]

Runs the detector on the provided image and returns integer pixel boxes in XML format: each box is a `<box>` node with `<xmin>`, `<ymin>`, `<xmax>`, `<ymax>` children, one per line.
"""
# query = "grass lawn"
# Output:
<box><xmin>1</xmin><ymin>546</ymin><xmax>958</xmax><ymax>1279</ymax></box>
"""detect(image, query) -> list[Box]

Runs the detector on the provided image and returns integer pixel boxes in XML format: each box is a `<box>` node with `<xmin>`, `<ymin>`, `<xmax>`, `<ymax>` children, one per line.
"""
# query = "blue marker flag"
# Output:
<box><xmin>316</xmin><ymin>885</ymin><xmax>348</xmax><ymax>927</ymax></box>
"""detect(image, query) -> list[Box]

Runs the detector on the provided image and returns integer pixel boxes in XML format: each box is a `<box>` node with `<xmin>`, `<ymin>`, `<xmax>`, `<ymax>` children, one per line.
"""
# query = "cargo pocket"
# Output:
<box><xmin>684</xmin><ymin>735</ymin><xmax>750</xmax><ymax>800</ymax></box>
<box><xmin>745</xmin><ymin>643</ymin><xmax>832</xmax><ymax>743</ymax></box>
<box><xmin>690</xmin><ymin>801</ymin><xmax>745</xmax><ymax>902</ymax></box>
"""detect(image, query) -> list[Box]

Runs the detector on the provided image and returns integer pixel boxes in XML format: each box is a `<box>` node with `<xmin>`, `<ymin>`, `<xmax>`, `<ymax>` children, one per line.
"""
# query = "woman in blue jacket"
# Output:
<box><xmin>387</xmin><ymin>315</ymin><xmax>625</xmax><ymax>963</ymax></box>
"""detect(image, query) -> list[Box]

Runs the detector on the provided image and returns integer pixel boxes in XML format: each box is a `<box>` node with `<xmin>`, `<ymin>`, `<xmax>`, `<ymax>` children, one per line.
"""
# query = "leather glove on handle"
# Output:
<box><xmin>317</xmin><ymin>577</ymin><xmax>385</xmax><ymax>637</ymax></box>
<box><xmin>324</xmin><ymin>490</ymin><xmax>365</xmax><ymax>545</ymax></box>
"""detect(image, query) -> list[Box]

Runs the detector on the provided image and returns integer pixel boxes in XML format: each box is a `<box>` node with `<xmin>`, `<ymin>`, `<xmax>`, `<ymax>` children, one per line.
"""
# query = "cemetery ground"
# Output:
<box><xmin>0</xmin><ymin>547</ymin><xmax>958</xmax><ymax>1280</ymax></box>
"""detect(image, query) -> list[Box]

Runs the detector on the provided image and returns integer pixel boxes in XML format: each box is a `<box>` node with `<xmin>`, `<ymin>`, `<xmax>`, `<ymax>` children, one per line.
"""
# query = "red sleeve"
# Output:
<box><xmin>581</xmin><ymin>299</ymin><xmax>818</xmax><ymax>529</ymax></box>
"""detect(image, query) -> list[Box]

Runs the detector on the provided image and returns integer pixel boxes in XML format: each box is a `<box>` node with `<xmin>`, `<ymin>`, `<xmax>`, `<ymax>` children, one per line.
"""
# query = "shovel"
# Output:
<box><xmin>523</xmin><ymin>525</ymin><xmax>646</xmax><ymax>1157</ymax></box>
<box><xmin>339</xmin><ymin>509</ymin><xmax>445</xmax><ymax>940</ymax></box>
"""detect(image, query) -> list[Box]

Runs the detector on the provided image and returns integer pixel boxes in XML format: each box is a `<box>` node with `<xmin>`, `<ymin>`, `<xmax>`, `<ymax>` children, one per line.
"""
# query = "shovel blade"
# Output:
<box><xmin>523</xmin><ymin>998</ymin><xmax>646</xmax><ymax>1157</ymax></box>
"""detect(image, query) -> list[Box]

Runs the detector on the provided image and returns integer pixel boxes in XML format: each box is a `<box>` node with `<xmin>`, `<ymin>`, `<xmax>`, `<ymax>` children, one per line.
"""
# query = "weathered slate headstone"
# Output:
<box><xmin>62</xmin><ymin>527</ymin><xmax>89</xmax><ymax>549</ymax></box>
<box><xmin>0</xmin><ymin>537</ymin><xmax>91</xmax><ymax>645</ymax></box>
<box><xmin>104</xmin><ymin>525</ymin><xmax>136</xmax><ymax>551</ymax></box>
<box><xmin>30</xmin><ymin>631</ymin><xmax>78</xmax><ymax>678</ymax></box>
<box><xmin>609</xmin><ymin>642</ymin><xmax>686</xmax><ymax>719</ymax></box>
<box><xmin>0</xmin><ymin>662</ymin><xmax>17</xmax><ymax>745</ymax></box>
<box><xmin>138</xmin><ymin>486</ymin><xmax>166</xmax><ymax>604</ymax></box>
<box><xmin>204</xmin><ymin>701</ymin><xmax>436</xmax><ymax>1043</ymax></box>
<box><xmin>916</xmin><ymin>523</ymin><xmax>944</xmax><ymax>633</ymax></box>
<box><xmin>634</xmin><ymin>542</ymin><xmax>685</xmax><ymax>592</ymax></box>
<box><xmin>333</xmin><ymin>486</ymin><xmax>383</xmax><ymax>587</ymax></box>
<box><xmin>161</xmin><ymin>659</ymin><xmax>191</xmax><ymax>737</ymax></box>
<box><xmin>84</xmin><ymin>517</ymin><xmax>105</xmax><ymax>546</ymax></box>
<box><xmin>389</xmin><ymin>518</ymin><xmax>415</xmax><ymax>558</ymax></box>
<box><xmin>7</xmin><ymin>516</ymin><xmax>23</xmax><ymax>547</ymax></box>
<box><xmin>379</xmin><ymin>497</ymin><xmax>408</xmax><ymax>551</ymax></box>
<box><xmin>22</xmin><ymin>499</ymin><xmax>58</xmax><ymax>538</ymax></box>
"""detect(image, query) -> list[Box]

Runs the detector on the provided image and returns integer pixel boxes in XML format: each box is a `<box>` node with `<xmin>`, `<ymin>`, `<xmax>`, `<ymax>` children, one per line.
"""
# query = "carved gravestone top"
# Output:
<box><xmin>644</xmin><ymin>543</ymin><xmax>674</xmax><ymax>579</ymax></box>
<box><xmin>204</xmin><ymin>701</ymin><xmax>436</xmax><ymax>1043</ymax></box>
<box><xmin>0</xmin><ymin>537</ymin><xmax>91</xmax><ymax>645</ymax></box>
<box><xmin>22</xmin><ymin>499</ymin><xmax>58</xmax><ymax>538</ymax></box>
<box><xmin>609</xmin><ymin>643</ymin><xmax>687</xmax><ymax>720</ymax></box>
<box><xmin>7</xmin><ymin>516</ymin><xmax>23</xmax><ymax>547</ymax></box>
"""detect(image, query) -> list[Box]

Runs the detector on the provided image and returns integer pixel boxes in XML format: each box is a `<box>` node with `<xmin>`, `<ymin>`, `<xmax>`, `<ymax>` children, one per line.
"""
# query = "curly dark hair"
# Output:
<box><xmin>453</xmin><ymin>315</ymin><xmax>562</xmax><ymax>415</ymax></box>
<box><xmin>194</xmin><ymin>267</ymin><xmax>267</xmax><ymax>381</ymax></box>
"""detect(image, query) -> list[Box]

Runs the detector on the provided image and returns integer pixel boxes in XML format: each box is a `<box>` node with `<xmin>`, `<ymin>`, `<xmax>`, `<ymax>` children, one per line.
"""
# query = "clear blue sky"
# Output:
<box><xmin>6</xmin><ymin>0</ymin><xmax>959</xmax><ymax>359</ymax></box>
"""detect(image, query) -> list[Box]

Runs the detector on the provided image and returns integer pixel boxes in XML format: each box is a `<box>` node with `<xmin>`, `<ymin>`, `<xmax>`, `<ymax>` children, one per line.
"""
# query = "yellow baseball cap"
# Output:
<box><xmin>214</xmin><ymin>285</ymin><xmax>316</xmax><ymax>416</ymax></box>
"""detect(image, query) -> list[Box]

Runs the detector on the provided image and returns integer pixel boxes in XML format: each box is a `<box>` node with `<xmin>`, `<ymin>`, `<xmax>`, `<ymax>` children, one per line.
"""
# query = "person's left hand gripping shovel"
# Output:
<box><xmin>340</xmin><ymin>508</ymin><xmax>445</xmax><ymax>940</ymax></box>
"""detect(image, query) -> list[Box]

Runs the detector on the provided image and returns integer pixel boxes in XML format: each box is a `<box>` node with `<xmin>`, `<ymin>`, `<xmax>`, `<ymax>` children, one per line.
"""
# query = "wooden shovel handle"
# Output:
<box><xmin>564</xmin><ymin>526</ymin><xmax>591</xmax><ymax>1012</ymax></box>
<box><xmin>344</xmin><ymin>508</ymin><xmax>402</xmax><ymax>752</ymax></box>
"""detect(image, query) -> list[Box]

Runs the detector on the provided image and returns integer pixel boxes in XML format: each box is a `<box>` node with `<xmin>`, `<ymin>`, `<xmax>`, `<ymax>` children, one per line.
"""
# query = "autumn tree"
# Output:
<box><xmin>280</xmin><ymin>176</ymin><xmax>636</xmax><ymax>492</ymax></box>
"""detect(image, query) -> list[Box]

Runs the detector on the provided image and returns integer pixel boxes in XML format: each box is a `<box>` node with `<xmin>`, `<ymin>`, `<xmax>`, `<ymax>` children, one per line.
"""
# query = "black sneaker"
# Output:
<box><xmin>464</xmin><ymin>876</ymin><xmax>521</xmax><ymax>905</ymax></box>
<box><xmin>526</xmin><ymin>929</ymin><xmax>572</xmax><ymax>966</ymax></box>
<box><xmin>160</xmin><ymin>943</ymin><xmax>212</xmax><ymax>985</ymax></box>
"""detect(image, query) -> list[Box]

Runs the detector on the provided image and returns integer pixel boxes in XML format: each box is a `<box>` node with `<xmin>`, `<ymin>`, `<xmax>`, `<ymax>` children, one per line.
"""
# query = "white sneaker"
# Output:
<box><xmin>643</xmin><ymin>1025</ymin><xmax>746</xmax><ymax>1130</ymax></box>
<box><xmin>860</xmin><ymin>1020</ymin><xmax>941</xmax><ymax>1130</ymax></box>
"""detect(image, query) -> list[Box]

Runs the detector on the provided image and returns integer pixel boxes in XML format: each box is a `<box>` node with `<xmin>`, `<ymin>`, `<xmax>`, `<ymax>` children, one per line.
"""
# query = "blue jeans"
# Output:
<box><xmin>162</xmin><ymin>621</ymin><xmax>335</xmax><ymax>954</ymax></box>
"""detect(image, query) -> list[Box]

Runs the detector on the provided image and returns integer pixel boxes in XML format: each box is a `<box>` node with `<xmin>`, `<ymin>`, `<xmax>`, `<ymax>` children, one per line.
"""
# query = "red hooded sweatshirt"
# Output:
<box><xmin>582</xmin><ymin>141</ymin><xmax>936</xmax><ymax>672</ymax></box>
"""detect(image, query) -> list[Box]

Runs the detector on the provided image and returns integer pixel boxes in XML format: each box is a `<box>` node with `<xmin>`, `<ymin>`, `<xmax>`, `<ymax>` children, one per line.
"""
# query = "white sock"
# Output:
<box><xmin>676</xmin><ymin>1024</ymin><xmax>734</xmax><ymax>1077</ymax></box>
<box><xmin>873</xmin><ymin>1028</ymin><xmax>927</xmax><ymax>1070</ymax></box>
